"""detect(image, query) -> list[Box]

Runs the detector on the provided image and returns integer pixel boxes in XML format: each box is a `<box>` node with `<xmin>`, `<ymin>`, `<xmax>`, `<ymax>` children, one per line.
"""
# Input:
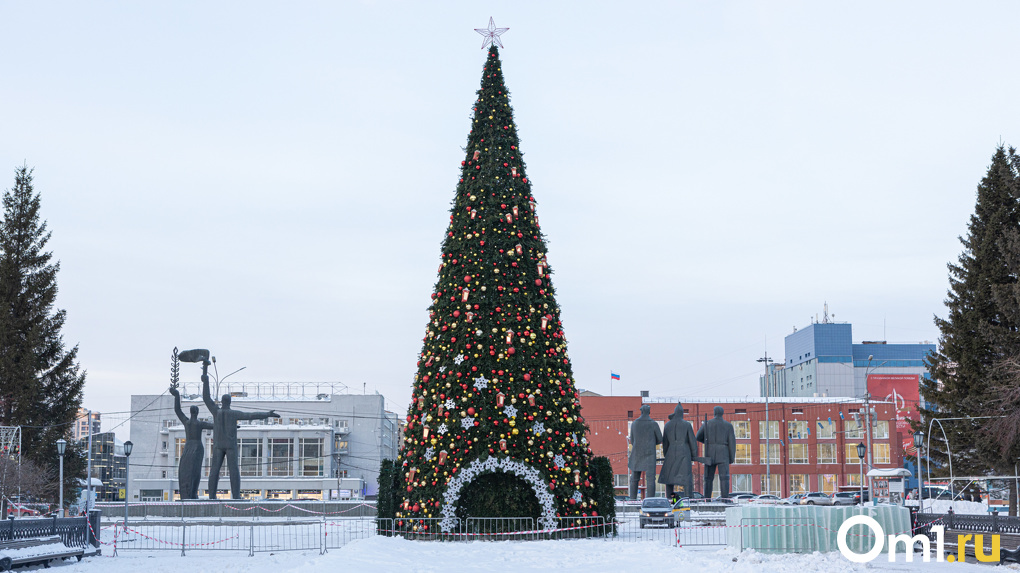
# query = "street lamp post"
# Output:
<box><xmin>123</xmin><ymin>441</ymin><xmax>133</xmax><ymax>530</ymax></box>
<box><xmin>857</xmin><ymin>442</ymin><xmax>867</xmax><ymax>506</ymax></box>
<box><xmin>55</xmin><ymin>439</ymin><xmax>66</xmax><ymax>517</ymax></box>
<box><xmin>913</xmin><ymin>431</ymin><xmax>924</xmax><ymax>510</ymax></box>
<box><xmin>757</xmin><ymin>353</ymin><xmax>774</xmax><ymax>495</ymax></box>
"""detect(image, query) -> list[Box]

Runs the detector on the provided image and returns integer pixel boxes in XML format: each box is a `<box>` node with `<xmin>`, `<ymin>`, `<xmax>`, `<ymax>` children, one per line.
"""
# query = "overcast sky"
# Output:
<box><xmin>2</xmin><ymin>2</ymin><xmax>1017</xmax><ymax>433</ymax></box>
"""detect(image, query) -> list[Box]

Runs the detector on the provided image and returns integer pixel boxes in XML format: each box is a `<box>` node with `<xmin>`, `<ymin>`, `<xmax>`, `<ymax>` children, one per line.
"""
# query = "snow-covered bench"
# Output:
<box><xmin>0</xmin><ymin>535</ymin><xmax>84</xmax><ymax>570</ymax></box>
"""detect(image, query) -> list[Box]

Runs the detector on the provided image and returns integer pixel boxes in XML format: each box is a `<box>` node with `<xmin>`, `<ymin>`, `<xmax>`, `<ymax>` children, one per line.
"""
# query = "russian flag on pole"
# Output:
<box><xmin>610</xmin><ymin>372</ymin><xmax>621</xmax><ymax>380</ymax></box>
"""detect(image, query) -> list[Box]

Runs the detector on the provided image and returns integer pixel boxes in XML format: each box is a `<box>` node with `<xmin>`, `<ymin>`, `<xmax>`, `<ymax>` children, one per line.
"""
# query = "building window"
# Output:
<box><xmin>734</xmin><ymin>444</ymin><xmax>752</xmax><ymax>464</ymax></box>
<box><xmin>846</xmin><ymin>473</ymin><xmax>864</xmax><ymax>487</ymax></box>
<box><xmin>788</xmin><ymin>444</ymin><xmax>808</xmax><ymax>464</ymax></box>
<box><xmin>300</xmin><ymin>438</ymin><xmax>324</xmax><ymax>477</ymax></box>
<box><xmin>732</xmin><ymin>474</ymin><xmax>752</xmax><ymax>492</ymax></box>
<box><xmin>627</xmin><ymin>411</ymin><xmax>633</xmax><ymax>419</ymax></box>
<box><xmin>268</xmin><ymin>438</ymin><xmax>293</xmax><ymax>477</ymax></box>
<box><xmin>173</xmin><ymin>438</ymin><xmax>186</xmax><ymax>477</ymax></box>
<box><xmin>845</xmin><ymin>444</ymin><xmax>862</xmax><ymax>464</ymax></box>
<box><xmin>139</xmin><ymin>489</ymin><xmax>163</xmax><ymax>502</ymax></box>
<box><xmin>760</xmin><ymin>474</ymin><xmax>781</xmax><ymax>496</ymax></box>
<box><xmin>789</xmin><ymin>474</ymin><xmax>808</xmax><ymax>494</ymax></box>
<box><xmin>758</xmin><ymin>421</ymin><xmax>780</xmax><ymax>440</ymax></box>
<box><xmin>873</xmin><ymin>421</ymin><xmax>890</xmax><ymax>439</ymax></box>
<box><xmin>614</xmin><ymin>474</ymin><xmax>629</xmax><ymax>487</ymax></box>
<box><xmin>844</xmin><ymin>420</ymin><xmax>863</xmax><ymax>439</ymax></box>
<box><xmin>759</xmin><ymin>443</ymin><xmax>780</xmax><ymax>464</ymax></box>
<box><xmin>733</xmin><ymin>421</ymin><xmax>750</xmax><ymax>439</ymax></box>
<box><xmin>816</xmin><ymin>420</ymin><xmax>835</xmax><ymax>439</ymax></box>
<box><xmin>873</xmin><ymin>443</ymin><xmax>891</xmax><ymax>464</ymax></box>
<box><xmin>788</xmin><ymin>421</ymin><xmax>809</xmax><ymax>439</ymax></box>
<box><xmin>239</xmin><ymin>438</ymin><xmax>263</xmax><ymax>477</ymax></box>
<box><xmin>817</xmin><ymin>443</ymin><xmax>837</xmax><ymax>464</ymax></box>
<box><xmin>820</xmin><ymin>474</ymin><xmax>838</xmax><ymax>494</ymax></box>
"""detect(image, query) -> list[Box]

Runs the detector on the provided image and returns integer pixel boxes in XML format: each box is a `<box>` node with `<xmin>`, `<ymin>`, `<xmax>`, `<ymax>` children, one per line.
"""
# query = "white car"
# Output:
<box><xmin>753</xmin><ymin>494</ymin><xmax>783</xmax><ymax>504</ymax></box>
<box><xmin>799</xmin><ymin>492</ymin><xmax>834</xmax><ymax>506</ymax></box>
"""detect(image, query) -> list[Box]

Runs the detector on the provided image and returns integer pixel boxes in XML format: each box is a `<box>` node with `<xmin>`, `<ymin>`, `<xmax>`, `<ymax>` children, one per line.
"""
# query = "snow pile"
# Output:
<box><xmin>908</xmin><ymin>500</ymin><xmax>989</xmax><ymax>514</ymax></box>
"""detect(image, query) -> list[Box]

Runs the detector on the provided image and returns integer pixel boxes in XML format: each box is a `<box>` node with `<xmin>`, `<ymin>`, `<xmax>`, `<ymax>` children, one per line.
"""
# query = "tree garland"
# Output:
<box><xmin>440</xmin><ymin>457</ymin><xmax>558</xmax><ymax>532</ymax></box>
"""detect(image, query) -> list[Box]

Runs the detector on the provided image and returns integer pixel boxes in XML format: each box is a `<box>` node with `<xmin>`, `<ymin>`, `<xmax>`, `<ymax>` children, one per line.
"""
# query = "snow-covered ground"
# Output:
<box><xmin>907</xmin><ymin>499</ymin><xmax>991</xmax><ymax>514</ymax></box>
<box><xmin>39</xmin><ymin>537</ymin><xmax>1017</xmax><ymax>573</ymax></box>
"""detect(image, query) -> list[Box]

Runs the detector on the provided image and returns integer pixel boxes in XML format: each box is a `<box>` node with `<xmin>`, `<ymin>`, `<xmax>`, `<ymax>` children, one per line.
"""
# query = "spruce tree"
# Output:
<box><xmin>396</xmin><ymin>47</ymin><xmax>597</xmax><ymax>532</ymax></box>
<box><xmin>921</xmin><ymin>146</ymin><xmax>1020</xmax><ymax>480</ymax></box>
<box><xmin>0</xmin><ymin>166</ymin><xmax>86</xmax><ymax>471</ymax></box>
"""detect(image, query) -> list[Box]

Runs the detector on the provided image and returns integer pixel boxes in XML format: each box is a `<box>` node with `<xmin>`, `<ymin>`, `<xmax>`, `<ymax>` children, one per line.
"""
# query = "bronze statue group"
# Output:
<box><xmin>171</xmin><ymin>349</ymin><xmax>279</xmax><ymax>500</ymax></box>
<box><xmin>628</xmin><ymin>403</ymin><xmax>736</xmax><ymax>501</ymax></box>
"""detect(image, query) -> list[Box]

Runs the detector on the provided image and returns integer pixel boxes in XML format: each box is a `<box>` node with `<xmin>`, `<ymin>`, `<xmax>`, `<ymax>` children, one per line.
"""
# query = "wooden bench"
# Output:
<box><xmin>0</xmin><ymin>535</ymin><xmax>84</xmax><ymax>570</ymax></box>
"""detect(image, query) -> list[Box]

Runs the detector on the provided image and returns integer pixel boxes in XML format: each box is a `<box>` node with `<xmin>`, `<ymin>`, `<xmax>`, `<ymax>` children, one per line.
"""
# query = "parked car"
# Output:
<box><xmin>6</xmin><ymin>504</ymin><xmax>39</xmax><ymax>517</ymax></box>
<box><xmin>782</xmin><ymin>494</ymin><xmax>806</xmax><ymax>505</ymax></box>
<box><xmin>639</xmin><ymin>497</ymin><xmax>676</xmax><ymax>528</ymax></box>
<box><xmin>831</xmin><ymin>492</ymin><xmax>858</xmax><ymax>506</ymax></box>
<box><xmin>753</xmin><ymin>494</ymin><xmax>783</xmax><ymax>505</ymax></box>
<box><xmin>799</xmin><ymin>492</ymin><xmax>834</xmax><ymax>506</ymax></box>
<box><xmin>726</xmin><ymin>492</ymin><xmax>756</xmax><ymax>503</ymax></box>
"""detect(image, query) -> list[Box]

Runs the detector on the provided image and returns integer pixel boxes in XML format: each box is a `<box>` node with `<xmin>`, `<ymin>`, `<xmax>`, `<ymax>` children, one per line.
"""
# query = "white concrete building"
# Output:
<box><xmin>128</xmin><ymin>383</ymin><xmax>399</xmax><ymax>502</ymax></box>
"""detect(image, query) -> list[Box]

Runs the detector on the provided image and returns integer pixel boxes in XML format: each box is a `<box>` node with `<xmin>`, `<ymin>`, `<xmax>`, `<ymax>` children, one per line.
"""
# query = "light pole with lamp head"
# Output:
<box><xmin>857</xmin><ymin>442</ymin><xmax>867</xmax><ymax>506</ymax></box>
<box><xmin>913</xmin><ymin>431</ymin><xmax>924</xmax><ymax>509</ymax></box>
<box><xmin>123</xmin><ymin>441</ymin><xmax>133</xmax><ymax>530</ymax></box>
<box><xmin>55</xmin><ymin>439</ymin><xmax>66</xmax><ymax>517</ymax></box>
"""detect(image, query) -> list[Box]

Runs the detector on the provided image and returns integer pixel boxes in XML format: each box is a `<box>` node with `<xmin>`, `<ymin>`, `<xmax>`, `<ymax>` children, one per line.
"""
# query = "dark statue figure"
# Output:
<box><xmin>628</xmin><ymin>404</ymin><xmax>662</xmax><ymax>500</ymax></box>
<box><xmin>696</xmin><ymin>406</ymin><xmax>736</xmax><ymax>499</ymax></box>
<box><xmin>169</xmin><ymin>386</ymin><xmax>213</xmax><ymax>500</ymax></box>
<box><xmin>658</xmin><ymin>403</ymin><xmax>697</xmax><ymax>501</ymax></box>
<box><xmin>179</xmin><ymin>348</ymin><xmax>280</xmax><ymax>500</ymax></box>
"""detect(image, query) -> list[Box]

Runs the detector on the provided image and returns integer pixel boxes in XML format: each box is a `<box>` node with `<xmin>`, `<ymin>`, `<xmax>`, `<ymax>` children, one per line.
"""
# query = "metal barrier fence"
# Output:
<box><xmin>96</xmin><ymin>500</ymin><xmax>376</xmax><ymax>520</ymax></box>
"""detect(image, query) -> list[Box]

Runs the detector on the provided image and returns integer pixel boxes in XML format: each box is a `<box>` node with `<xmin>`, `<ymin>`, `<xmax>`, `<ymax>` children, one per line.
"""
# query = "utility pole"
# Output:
<box><xmin>757</xmin><ymin>352</ymin><xmax>774</xmax><ymax>494</ymax></box>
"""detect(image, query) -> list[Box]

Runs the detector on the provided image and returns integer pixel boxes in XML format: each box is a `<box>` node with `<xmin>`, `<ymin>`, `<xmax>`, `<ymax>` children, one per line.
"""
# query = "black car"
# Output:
<box><xmin>639</xmin><ymin>497</ymin><xmax>675</xmax><ymax>528</ymax></box>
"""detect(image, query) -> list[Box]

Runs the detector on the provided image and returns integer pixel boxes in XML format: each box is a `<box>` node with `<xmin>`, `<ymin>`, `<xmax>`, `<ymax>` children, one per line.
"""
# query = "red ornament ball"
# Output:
<box><xmin>535</xmin><ymin>279</ymin><xmax>542</xmax><ymax>286</ymax></box>
<box><xmin>523</xmin><ymin>373</ymin><xmax>531</xmax><ymax>381</ymax></box>
<box><xmin>464</xmin><ymin>275</ymin><xmax>472</xmax><ymax>282</ymax></box>
<box><xmin>467</xmin><ymin>407</ymin><xmax>475</xmax><ymax>416</ymax></box>
<box><xmin>508</xmin><ymin>347</ymin><xmax>516</xmax><ymax>355</ymax></box>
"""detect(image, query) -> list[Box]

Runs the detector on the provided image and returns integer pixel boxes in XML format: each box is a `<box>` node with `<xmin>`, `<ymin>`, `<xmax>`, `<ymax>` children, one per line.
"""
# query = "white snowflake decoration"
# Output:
<box><xmin>473</xmin><ymin>376</ymin><xmax>489</xmax><ymax>390</ymax></box>
<box><xmin>532</xmin><ymin>421</ymin><xmax>545</xmax><ymax>435</ymax></box>
<box><xmin>438</xmin><ymin>458</ymin><xmax>558</xmax><ymax>532</ymax></box>
<box><xmin>425</xmin><ymin>447</ymin><xmax>435</xmax><ymax>460</ymax></box>
<box><xmin>504</xmin><ymin>405</ymin><xmax>518</xmax><ymax>418</ymax></box>
<box><xmin>554</xmin><ymin>454</ymin><xmax>566</xmax><ymax>468</ymax></box>
<box><xmin>454</xmin><ymin>355</ymin><xmax>465</xmax><ymax>365</ymax></box>
<box><xmin>438</xmin><ymin>423</ymin><xmax>449</xmax><ymax>435</ymax></box>
<box><xmin>439</xmin><ymin>366</ymin><xmax>447</xmax><ymax>373</ymax></box>
<box><xmin>571</xmin><ymin>433</ymin><xmax>578</xmax><ymax>444</ymax></box>
<box><xmin>460</xmin><ymin>416</ymin><xmax>475</xmax><ymax>429</ymax></box>
<box><xmin>444</xmin><ymin>398</ymin><xmax>456</xmax><ymax>410</ymax></box>
<box><xmin>581</xmin><ymin>437</ymin><xmax>588</xmax><ymax>445</ymax></box>
<box><xmin>572</xmin><ymin>491</ymin><xmax>583</xmax><ymax>503</ymax></box>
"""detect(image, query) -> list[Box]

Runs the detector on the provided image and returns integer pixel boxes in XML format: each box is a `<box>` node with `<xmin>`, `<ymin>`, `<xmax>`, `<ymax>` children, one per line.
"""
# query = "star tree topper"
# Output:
<box><xmin>475</xmin><ymin>17</ymin><xmax>509</xmax><ymax>49</ymax></box>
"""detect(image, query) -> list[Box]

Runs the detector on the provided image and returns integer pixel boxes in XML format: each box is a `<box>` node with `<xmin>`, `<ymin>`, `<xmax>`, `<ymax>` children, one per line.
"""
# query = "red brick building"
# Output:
<box><xmin>578</xmin><ymin>394</ymin><xmax>903</xmax><ymax>498</ymax></box>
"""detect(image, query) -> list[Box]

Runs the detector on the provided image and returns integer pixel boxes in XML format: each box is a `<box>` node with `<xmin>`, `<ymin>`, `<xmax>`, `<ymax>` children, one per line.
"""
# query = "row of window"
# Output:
<box><xmin>174</xmin><ymin>437</ymin><xmax>326</xmax><ymax>478</ymax></box>
<box><xmin>735</xmin><ymin>420</ymin><xmax>890</xmax><ymax>440</ymax></box>
<box><xmin>734</xmin><ymin>443</ymin><xmax>891</xmax><ymax>465</ymax></box>
<box><xmin>616</xmin><ymin>473</ymin><xmax>867</xmax><ymax>496</ymax></box>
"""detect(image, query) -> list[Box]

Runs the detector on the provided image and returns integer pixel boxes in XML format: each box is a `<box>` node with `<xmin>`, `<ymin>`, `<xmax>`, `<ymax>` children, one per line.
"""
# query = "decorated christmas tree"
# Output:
<box><xmin>395</xmin><ymin>38</ymin><xmax>598</xmax><ymax>532</ymax></box>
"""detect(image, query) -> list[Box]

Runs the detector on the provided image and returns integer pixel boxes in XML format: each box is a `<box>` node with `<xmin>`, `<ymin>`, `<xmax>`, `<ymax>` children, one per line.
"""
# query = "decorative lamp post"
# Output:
<box><xmin>123</xmin><ymin>440</ymin><xmax>133</xmax><ymax>530</ymax></box>
<box><xmin>913</xmin><ymin>431</ymin><xmax>925</xmax><ymax>509</ymax></box>
<box><xmin>856</xmin><ymin>442</ymin><xmax>867</xmax><ymax>506</ymax></box>
<box><xmin>56</xmin><ymin>439</ymin><xmax>66</xmax><ymax>517</ymax></box>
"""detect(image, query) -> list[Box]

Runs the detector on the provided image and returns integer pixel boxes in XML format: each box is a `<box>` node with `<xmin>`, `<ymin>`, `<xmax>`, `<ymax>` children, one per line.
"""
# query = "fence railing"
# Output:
<box><xmin>915</xmin><ymin>510</ymin><xmax>1020</xmax><ymax>535</ymax></box>
<box><xmin>0</xmin><ymin>511</ymin><xmax>101</xmax><ymax>550</ymax></box>
<box><xmin>95</xmin><ymin>500</ymin><xmax>376</xmax><ymax>520</ymax></box>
